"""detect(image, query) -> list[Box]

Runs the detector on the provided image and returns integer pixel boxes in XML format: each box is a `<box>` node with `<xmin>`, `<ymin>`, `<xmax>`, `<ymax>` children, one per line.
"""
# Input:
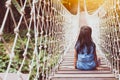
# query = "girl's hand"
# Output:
<box><xmin>74</xmin><ymin>66</ymin><xmax>77</xmax><ymax>69</ymax></box>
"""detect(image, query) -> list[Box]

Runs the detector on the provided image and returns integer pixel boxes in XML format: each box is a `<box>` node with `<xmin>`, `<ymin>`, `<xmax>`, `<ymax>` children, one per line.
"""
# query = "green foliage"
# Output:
<box><xmin>0</xmin><ymin>53</ymin><xmax>9</xmax><ymax>72</ymax></box>
<box><xmin>11</xmin><ymin>0</ymin><xmax>31</xmax><ymax>14</ymax></box>
<box><xmin>0</xmin><ymin>30</ymin><xmax>61</xmax><ymax>79</ymax></box>
<box><xmin>12</xmin><ymin>0</ymin><xmax>21</xmax><ymax>14</ymax></box>
<box><xmin>3</xmin><ymin>33</ymin><xmax>15</xmax><ymax>42</ymax></box>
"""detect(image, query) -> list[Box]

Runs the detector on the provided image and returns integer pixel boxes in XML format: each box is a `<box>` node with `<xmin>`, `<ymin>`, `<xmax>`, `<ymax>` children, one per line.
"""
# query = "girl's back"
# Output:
<box><xmin>74</xmin><ymin>26</ymin><xmax>98</xmax><ymax>70</ymax></box>
<box><xmin>76</xmin><ymin>42</ymin><xmax>96</xmax><ymax>70</ymax></box>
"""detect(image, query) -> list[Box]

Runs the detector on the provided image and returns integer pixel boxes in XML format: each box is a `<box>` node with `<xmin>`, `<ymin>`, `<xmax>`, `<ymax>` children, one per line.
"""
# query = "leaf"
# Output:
<box><xmin>0</xmin><ymin>68</ymin><xmax>5</xmax><ymax>72</ymax></box>
<box><xmin>12</xmin><ymin>0</ymin><xmax>22</xmax><ymax>14</ymax></box>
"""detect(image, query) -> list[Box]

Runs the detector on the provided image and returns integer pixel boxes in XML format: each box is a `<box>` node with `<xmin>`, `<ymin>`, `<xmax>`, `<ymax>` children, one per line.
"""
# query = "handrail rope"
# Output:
<box><xmin>83</xmin><ymin>0</ymin><xmax>107</xmax><ymax>16</ymax></box>
<box><xmin>98</xmin><ymin>0</ymin><xmax>112</xmax><ymax>69</ymax></box>
<box><xmin>1</xmin><ymin>0</ymin><xmax>81</xmax><ymax>80</ymax></box>
<box><xmin>57</xmin><ymin>0</ymin><xmax>72</xmax><ymax>16</ymax></box>
<box><xmin>0</xmin><ymin>0</ymin><xmax>11</xmax><ymax>36</ymax></box>
<box><xmin>118</xmin><ymin>0</ymin><xmax>120</xmax><ymax>9</ymax></box>
<box><xmin>113</xmin><ymin>0</ymin><xmax>120</xmax><ymax>78</ymax></box>
<box><xmin>44</xmin><ymin>1</ymin><xmax>50</xmax><ymax>79</ymax></box>
<box><xmin>26</xmin><ymin>0</ymin><xmax>39</xmax><ymax>80</ymax></box>
<box><xmin>34</xmin><ymin>1</ymin><xmax>42</xmax><ymax>80</ymax></box>
<box><xmin>46</xmin><ymin>0</ymin><xmax>56</xmax><ymax>79</ymax></box>
<box><xmin>111</xmin><ymin>0</ymin><xmax>118</xmax><ymax>77</ymax></box>
<box><xmin>9</xmin><ymin>8</ymin><xmax>17</xmax><ymax>28</ymax></box>
<box><xmin>41</xmin><ymin>1</ymin><xmax>47</xmax><ymax>80</ymax></box>
<box><xmin>33</xmin><ymin>1</ymin><xmax>39</xmax><ymax>79</ymax></box>
<box><xmin>51</xmin><ymin>1</ymin><xmax>80</xmax><ymax>76</ymax></box>
<box><xmin>19</xmin><ymin>0</ymin><xmax>29</xmax><ymax>29</ymax></box>
<box><xmin>110</xmin><ymin>2</ymin><xmax>118</xmax><ymax>76</ymax></box>
<box><xmin>3</xmin><ymin>0</ymin><xmax>28</xmax><ymax>79</ymax></box>
<box><xmin>98</xmin><ymin>0</ymin><xmax>120</xmax><ymax>79</ymax></box>
<box><xmin>106</xmin><ymin>1</ymin><xmax>114</xmax><ymax>69</ymax></box>
<box><xmin>17</xmin><ymin>9</ymin><xmax>33</xmax><ymax>80</ymax></box>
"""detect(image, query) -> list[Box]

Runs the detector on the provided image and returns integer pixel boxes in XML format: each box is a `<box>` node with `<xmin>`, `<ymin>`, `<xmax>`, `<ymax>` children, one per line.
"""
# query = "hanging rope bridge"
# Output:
<box><xmin>0</xmin><ymin>0</ymin><xmax>119</xmax><ymax>80</ymax></box>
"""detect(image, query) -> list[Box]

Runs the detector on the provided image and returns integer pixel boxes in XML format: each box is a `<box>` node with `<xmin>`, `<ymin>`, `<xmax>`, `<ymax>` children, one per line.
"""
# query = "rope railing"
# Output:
<box><xmin>97</xmin><ymin>0</ymin><xmax>120</xmax><ymax>79</ymax></box>
<box><xmin>0</xmin><ymin>0</ymin><xmax>78</xmax><ymax>80</ymax></box>
<box><xmin>3</xmin><ymin>0</ymin><xmax>120</xmax><ymax>80</ymax></box>
<box><xmin>83</xmin><ymin>0</ymin><xmax>120</xmax><ymax>80</ymax></box>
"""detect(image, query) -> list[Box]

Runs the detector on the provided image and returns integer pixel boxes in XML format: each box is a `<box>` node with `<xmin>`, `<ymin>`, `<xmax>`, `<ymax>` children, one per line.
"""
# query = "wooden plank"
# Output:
<box><xmin>62</xmin><ymin>60</ymin><xmax>106</xmax><ymax>63</ymax></box>
<box><xmin>63</xmin><ymin>60</ymin><xmax>106</xmax><ymax>63</ymax></box>
<box><xmin>61</xmin><ymin>63</ymin><xmax>107</xmax><ymax>66</ymax></box>
<box><xmin>51</xmin><ymin>77</ymin><xmax>117</xmax><ymax>80</ymax></box>
<box><xmin>59</xmin><ymin>65</ymin><xmax>109</xmax><ymax>69</ymax></box>
<box><xmin>63</xmin><ymin>58</ymin><xmax>106</xmax><ymax>62</ymax></box>
<box><xmin>51</xmin><ymin>74</ymin><xmax>115</xmax><ymax>78</ymax></box>
<box><xmin>0</xmin><ymin>73</ymin><xmax>28</xmax><ymax>80</ymax></box>
<box><xmin>49</xmin><ymin>13</ymin><xmax>117</xmax><ymax>80</ymax></box>
<box><xmin>56</xmin><ymin>70</ymin><xmax>112</xmax><ymax>74</ymax></box>
<box><xmin>58</xmin><ymin>67</ymin><xmax>110</xmax><ymax>71</ymax></box>
<box><xmin>62</xmin><ymin>60</ymin><xmax>106</xmax><ymax>62</ymax></box>
<box><xmin>60</xmin><ymin>62</ymin><xmax>106</xmax><ymax>66</ymax></box>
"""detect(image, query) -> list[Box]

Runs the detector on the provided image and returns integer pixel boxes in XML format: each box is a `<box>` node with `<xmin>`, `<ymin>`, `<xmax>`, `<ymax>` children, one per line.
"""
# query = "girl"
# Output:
<box><xmin>74</xmin><ymin>26</ymin><xmax>98</xmax><ymax>70</ymax></box>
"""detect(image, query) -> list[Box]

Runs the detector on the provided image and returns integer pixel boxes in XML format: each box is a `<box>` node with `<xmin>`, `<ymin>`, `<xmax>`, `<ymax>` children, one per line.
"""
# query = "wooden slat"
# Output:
<box><xmin>50</xmin><ymin>49</ymin><xmax>114</xmax><ymax>79</ymax></box>
<box><xmin>60</xmin><ymin>62</ymin><xmax>106</xmax><ymax>66</ymax></box>
<box><xmin>56</xmin><ymin>70</ymin><xmax>112</xmax><ymax>74</ymax></box>
<box><xmin>59</xmin><ymin>65</ymin><xmax>109</xmax><ymax>69</ymax></box>
<box><xmin>51</xmin><ymin>74</ymin><xmax>115</xmax><ymax>78</ymax></box>
<box><xmin>62</xmin><ymin>61</ymin><xmax>106</xmax><ymax>64</ymax></box>
<box><xmin>63</xmin><ymin>58</ymin><xmax>106</xmax><ymax>62</ymax></box>
<box><xmin>62</xmin><ymin>60</ymin><xmax>106</xmax><ymax>62</ymax></box>
<box><xmin>49</xmin><ymin>12</ymin><xmax>117</xmax><ymax>80</ymax></box>
<box><xmin>0</xmin><ymin>73</ymin><xmax>28</xmax><ymax>80</ymax></box>
<box><xmin>58</xmin><ymin>67</ymin><xmax>110</xmax><ymax>71</ymax></box>
<box><xmin>51</xmin><ymin>77</ymin><xmax>117</xmax><ymax>80</ymax></box>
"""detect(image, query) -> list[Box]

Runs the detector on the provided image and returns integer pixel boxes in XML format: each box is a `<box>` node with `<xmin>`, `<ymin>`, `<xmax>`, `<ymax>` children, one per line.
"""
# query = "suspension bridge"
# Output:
<box><xmin>0</xmin><ymin>0</ymin><xmax>119</xmax><ymax>80</ymax></box>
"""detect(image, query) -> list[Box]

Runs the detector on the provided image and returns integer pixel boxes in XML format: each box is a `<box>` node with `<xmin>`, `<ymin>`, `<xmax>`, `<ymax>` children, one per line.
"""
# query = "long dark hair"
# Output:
<box><xmin>75</xmin><ymin>25</ymin><xmax>94</xmax><ymax>54</ymax></box>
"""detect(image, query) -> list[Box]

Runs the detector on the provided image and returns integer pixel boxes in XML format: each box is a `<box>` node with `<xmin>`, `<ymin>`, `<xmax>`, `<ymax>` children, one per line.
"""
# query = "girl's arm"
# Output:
<box><xmin>74</xmin><ymin>49</ymin><xmax>78</xmax><ymax>69</ymax></box>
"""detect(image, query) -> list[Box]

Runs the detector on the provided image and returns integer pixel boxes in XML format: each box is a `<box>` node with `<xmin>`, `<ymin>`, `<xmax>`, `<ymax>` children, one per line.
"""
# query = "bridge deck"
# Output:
<box><xmin>49</xmin><ymin>49</ymin><xmax>117</xmax><ymax>80</ymax></box>
<box><xmin>49</xmin><ymin>12</ymin><xmax>117</xmax><ymax>80</ymax></box>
